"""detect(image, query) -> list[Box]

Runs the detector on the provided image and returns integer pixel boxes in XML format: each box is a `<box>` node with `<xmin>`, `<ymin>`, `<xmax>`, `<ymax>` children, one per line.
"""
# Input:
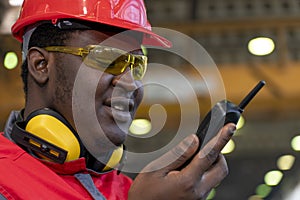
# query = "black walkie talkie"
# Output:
<box><xmin>180</xmin><ymin>80</ymin><xmax>265</xmax><ymax>168</ymax></box>
<box><xmin>197</xmin><ymin>80</ymin><xmax>266</xmax><ymax>149</ymax></box>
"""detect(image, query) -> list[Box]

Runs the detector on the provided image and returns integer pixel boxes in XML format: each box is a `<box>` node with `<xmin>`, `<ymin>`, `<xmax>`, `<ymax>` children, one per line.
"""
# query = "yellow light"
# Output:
<box><xmin>291</xmin><ymin>135</ymin><xmax>300</xmax><ymax>151</ymax></box>
<box><xmin>129</xmin><ymin>119</ymin><xmax>152</xmax><ymax>135</ymax></box>
<box><xmin>206</xmin><ymin>188</ymin><xmax>216</xmax><ymax>200</ymax></box>
<box><xmin>255</xmin><ymin>184</ymin><xmax>272</xmax><ymax>198</ymax></box>
<box><xmin>4</xmin><ymin>52</ymin><xmax>18</xmax><ymax>70</ymax></box>
<box><xmin>221</xmin><ymin>139</ymin><xmax>235</xmax><ymax>154</ymax></box>
<box><xmin>248</xmin><ymin>195</ymin><xmax>263</xmax><ymax>200</ymax></box>
<box><xmin>248</xmin><ymin>37</ymin><xmax>275</xmax><ymax>56</ymax></box>
<box><xmin>277</xmin><ymin>155</ymin><xmax>295</xmax><ymax>171</ymax></box>
<box><xmin>264</xmin><ymin>170</ymin><xmax>283</xmax><ymax>186</ymax></box>
<box><xmin>236</xmin><ymin>115</ymin><xmax>245</xmax><ymax>130</ymax></box>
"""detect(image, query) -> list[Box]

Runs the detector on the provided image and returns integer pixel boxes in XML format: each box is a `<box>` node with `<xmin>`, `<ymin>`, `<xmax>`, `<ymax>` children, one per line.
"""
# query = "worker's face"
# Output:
<box><xmin>51</xmin><ymin>30</ymin><xmax>144</xmax><ymax>155</ymax></box>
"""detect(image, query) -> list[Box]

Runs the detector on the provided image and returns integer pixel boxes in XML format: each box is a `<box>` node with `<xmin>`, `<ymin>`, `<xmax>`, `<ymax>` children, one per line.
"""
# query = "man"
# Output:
<box><xmin>0</xmin><ymin>0</ymin><xmax>236</xmax><ymax>199</ymax></box>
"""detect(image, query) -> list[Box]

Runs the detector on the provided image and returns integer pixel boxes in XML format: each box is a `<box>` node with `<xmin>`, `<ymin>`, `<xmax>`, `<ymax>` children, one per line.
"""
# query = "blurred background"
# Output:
<box><xmin>1</xmin><ymin>0</ymin><xmax>300</xmax><ymax>199</ymax></box>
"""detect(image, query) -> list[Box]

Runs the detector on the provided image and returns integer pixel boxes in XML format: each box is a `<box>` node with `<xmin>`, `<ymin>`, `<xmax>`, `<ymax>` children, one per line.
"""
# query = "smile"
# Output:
<box><xmin>113</xmin><ymin>104</ymin><xmax>127</xmax><ymax>112</ymax></box>
<box><xmin>105</xmin><ymin>97</ymin><xmax>134</xmax><ymax>123</ymax></box>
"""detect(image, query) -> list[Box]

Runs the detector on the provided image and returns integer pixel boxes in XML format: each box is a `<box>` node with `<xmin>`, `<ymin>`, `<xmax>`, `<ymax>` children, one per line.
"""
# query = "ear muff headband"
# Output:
<box><xmin>102</xmin><ymin>145</ymin><xmax>124</xmax><ymax>172</ymax></box>
<box><xmin>26</xmin><ymin>114</ymin><xmax>81</xmax><ymax>162</ymax></box>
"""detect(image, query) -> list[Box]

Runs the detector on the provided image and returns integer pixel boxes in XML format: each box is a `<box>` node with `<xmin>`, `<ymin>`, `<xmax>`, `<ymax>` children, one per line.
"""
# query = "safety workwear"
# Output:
<box><xmin>11</xmin><ymin>0</ymin><xmax>171</xmax><ymax>48</ymax></box>
<box><xmin>0</xmin><ymin>133</ymin><xmax>132</xmax><ymax>199</ymax></box>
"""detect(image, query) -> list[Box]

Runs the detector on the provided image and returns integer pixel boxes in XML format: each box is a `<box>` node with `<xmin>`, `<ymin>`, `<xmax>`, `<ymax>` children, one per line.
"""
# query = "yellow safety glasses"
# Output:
<box><xmin>44</xmin><ymin>45</ymin><xmax>148</xmax><ymax>80</ymax></box>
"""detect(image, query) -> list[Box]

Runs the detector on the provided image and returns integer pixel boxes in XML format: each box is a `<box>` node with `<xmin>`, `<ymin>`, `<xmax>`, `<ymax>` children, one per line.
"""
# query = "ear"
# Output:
<box><xmin>27</xmin><ymin>47</ymin><xmax>50</xmax><ymax>85</ymax></box>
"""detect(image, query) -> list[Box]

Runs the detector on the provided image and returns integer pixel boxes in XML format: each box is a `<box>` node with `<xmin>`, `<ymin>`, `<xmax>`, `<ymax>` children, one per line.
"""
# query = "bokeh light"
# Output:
<box><xmin>291</xmin><ymin>135</ymin><xmax>300</xmax><ymax>151</ymax></box>
<box><xmin>129</xmin><ymin>119</ymin><xmax>152</xmax><ymax>135</ymax></box>
<box><xmin>277</xmin><ymin>154</ymin><xmax>295</xmax><ymax>170</ymax></box>
<box><xmin>221</xmin><ymin>139</ymin><xmax>235</xmax><ymax>154</ymax></box>
<box><xmin>236</xmin><ymin>115</ymin><xmax>245</xmax><ymax>130</ymax></box>
<box><xmin>255</xmin><ymin>184</ymin><xmax>272</xmax><ymax>198</ymax></box>
<box><xmin>9</xmin><ymin>0</ymin><xmax>24</xmax><ymax>6</ymax></box>
<box><xmin>264</xmin><ymin>170</ymin><xmax>283</xmax><ymax>186</ymax></box>
<box><xmin>4</xmin><ymin>52</ymin><xmax>18</xmax><ymax>70</ymax></box>
<box><xmin>248</xmin><ymin>37</ymin><xmax>275</xmax><ymax>56</ymax></box>
<box><xmin>206</xmin><ymin>188</ymin><xmax>216</xmax><ymax>200</ymax></box>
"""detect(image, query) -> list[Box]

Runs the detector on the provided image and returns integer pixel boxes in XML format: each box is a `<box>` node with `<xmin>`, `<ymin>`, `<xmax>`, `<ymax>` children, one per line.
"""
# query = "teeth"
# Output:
<box><xmin>113</xmin><ymin>104</ymin><xmax>126</xmax><ymax>111</ymax></box>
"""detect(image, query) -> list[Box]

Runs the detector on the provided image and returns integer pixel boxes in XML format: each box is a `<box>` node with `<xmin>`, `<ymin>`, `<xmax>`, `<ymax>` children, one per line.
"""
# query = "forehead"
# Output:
<box><xmin>67</xmin><ymin>29</ymin><xmax>143</xmax><ymax>52</ymax></box>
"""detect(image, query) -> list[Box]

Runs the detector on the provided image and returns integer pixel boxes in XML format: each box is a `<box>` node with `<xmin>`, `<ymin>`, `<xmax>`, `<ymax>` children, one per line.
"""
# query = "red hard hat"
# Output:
<box><xmin>11</xmin><ymin>0</ymin><xmax>171</xmax><ymax>48</ymax></box>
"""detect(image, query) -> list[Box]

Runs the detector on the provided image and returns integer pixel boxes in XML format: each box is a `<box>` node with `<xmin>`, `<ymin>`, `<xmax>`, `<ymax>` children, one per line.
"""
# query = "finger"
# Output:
<box><xmin>142</xmin><ymin>134</ymin><xmax>199</xmax><ymax>173</ymax></box>
<box><xmin>196</xmin><ymin>154</ymin><xmax>228</xmax><ymax>196</ymax></box>
<box><xmin>183</xmin><ymin>123</ymin><xmax>235</xmax><ymax>178</ymax></box>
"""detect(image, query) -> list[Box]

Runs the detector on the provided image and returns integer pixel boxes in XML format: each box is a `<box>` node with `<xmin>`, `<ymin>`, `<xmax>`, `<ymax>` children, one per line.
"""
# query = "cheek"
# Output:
<box><xmin>72</xmin><ymin>64</ymin><xmax>110</xmax><ymax>112</ymax></box>
<box><xmin>52</xmin><ymin>59</ymin><xmax>78</xmax><ymax>108</ymax></box>
<box><xmin>71</xmin><ymin>67</ymin><xmax>113</xmax><ymax>137</ymax></box>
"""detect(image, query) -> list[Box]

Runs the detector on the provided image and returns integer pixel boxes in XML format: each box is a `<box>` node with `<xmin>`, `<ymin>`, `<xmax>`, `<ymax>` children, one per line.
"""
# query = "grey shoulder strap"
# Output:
<box><xmin>74</xmin><ymin>173</ymin><xmax>106</xmax><ymax>200</ymax></box>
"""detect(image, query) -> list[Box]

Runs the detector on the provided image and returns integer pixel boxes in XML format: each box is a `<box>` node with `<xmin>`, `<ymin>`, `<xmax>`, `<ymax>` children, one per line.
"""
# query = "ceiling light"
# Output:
<box><xmin>277</xmin><ymin>154</ymin><xmax>295</xmax><ymax>170</ymax></box>
<box><xmin>255</xmin><ymin>184</ymin><xmax>272</xmax><ymax>198</ymax></box>
<box><xmin>4</xmin><ymin>52</ymin><xmax>18</xmax><ymax>70</ymax></box>
<box><xmin>248</xmin><ymin>195</ymin><xmax>263</xmax><ymax>200</ymax></box>
<box><xmin>221</xmin><ymin>139</ymin><xmax>235</xmax><ymax>154</ymax></box>
<box><xmin>291</xmin><ymin>135</ymin><xmax>300</xmax><ymax>151</ymax></box>
<box><xmin>264</xmin><ymin>170</ymin><xmax>283</xmax><ymax>186</ymax></box>
<box><xmin>248</xmin><ymin>37</ymin><xmax>275</xmax><ymax>56</ymax></box>
<box><xmin>0</xmin><ymin>7</ymin><xmax>21</xmax><ymax>34</ymax></box>
<box><xmin>206</xmin><ymin>188</ymin><xmax>216</xmax><ymax>200</ymax></box>
<box><xmin>236</xmin><ymin>115</ymin><xmax>245</xmax><ymax>130</ymax></box>
<box><xmin>129</xmin><ymin>119</ymin><xmax>152</xmax><ymax>135</ymax></box>
<box><xmin>9</xmin><ymin>0</ymin><xmax>24</xmax><ymax>6</ymax></box>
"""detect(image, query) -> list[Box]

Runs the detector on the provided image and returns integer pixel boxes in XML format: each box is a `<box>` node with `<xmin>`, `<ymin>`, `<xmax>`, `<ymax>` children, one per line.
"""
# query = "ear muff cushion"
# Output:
<box><xmin>25</xmin><ymin>109</ymin><xmax>81</xmax><ymax>162</ymax></box>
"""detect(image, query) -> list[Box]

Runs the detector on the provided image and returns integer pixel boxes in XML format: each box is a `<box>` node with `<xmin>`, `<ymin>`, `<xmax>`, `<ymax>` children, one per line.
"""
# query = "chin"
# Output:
<box><xmin>109</xmin><ymin>130</ymin><xmax>128</xmax><ymax>147</ymax></box>
<box><xmin>104</xmin><ymin>122</ymin><xmax>129</xmax><ymax>147</ymax></box>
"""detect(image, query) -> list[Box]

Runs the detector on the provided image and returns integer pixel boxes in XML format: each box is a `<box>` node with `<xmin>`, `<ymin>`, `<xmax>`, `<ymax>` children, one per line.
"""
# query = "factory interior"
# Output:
<box><xmin>1</xmin><ymin>0</ymin><xmax>300</xmax><ymax>199</ymax></box>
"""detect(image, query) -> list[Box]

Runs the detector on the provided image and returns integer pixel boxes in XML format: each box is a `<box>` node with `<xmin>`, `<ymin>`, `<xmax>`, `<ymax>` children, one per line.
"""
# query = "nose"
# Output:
<box><xmin>112</xmin><ymin>67</ymin><xmax>139</xmax><ymax>92</ymax></box>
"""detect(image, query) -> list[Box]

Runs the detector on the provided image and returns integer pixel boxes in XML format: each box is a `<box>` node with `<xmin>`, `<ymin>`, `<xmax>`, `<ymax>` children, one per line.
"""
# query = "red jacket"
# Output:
<box><xmin>0</xmin><ymin>133</ymin><xmax>132</xmax><ymax>200</ymax></box>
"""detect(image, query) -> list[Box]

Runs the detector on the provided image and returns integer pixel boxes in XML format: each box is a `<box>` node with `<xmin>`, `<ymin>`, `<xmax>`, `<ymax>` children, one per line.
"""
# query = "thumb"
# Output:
<box><xmin>142</xmin><ymin>134</ymin><xmax>199</xmax><ymax>173</ymax></box>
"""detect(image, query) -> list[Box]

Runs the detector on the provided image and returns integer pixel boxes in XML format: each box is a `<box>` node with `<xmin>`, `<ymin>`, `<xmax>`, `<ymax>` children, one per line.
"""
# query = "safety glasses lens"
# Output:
<box><xmin>83</xmin><ymin>46</ymin><xmax>147</xmax><ymax>80</ymax></box>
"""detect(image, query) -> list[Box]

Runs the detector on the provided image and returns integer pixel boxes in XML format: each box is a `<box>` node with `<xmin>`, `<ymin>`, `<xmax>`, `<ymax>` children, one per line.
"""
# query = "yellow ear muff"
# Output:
<box><xmin>12</xmin><ymin>108</ymin><xmax>125</xmax><ymax>171</ymax></box>
<box><xmin>102</xmin><ymin>145</ymin><xmax>124</xmax><ymax>172</ymax></box>
<box><xmin>26</xmin><ymin>114</ymin><xmax>81</xmax><ymax>162</ymax></box>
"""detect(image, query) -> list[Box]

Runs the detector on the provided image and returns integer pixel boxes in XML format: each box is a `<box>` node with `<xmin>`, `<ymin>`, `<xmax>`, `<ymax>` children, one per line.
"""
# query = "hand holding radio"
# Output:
<box><xmin>128</xmin><ymin>123</ymin><xmax>235</xmax><ymax>200</ymax></box>
<box><xmin>179</xmin><ymin>80</ymin><xmax>265</xmax><ymax>169</ymax></box>
<box><xmin>129</xmin><ymin>81</ymin><xmax>265</xmax><ymax>200</ymax></box>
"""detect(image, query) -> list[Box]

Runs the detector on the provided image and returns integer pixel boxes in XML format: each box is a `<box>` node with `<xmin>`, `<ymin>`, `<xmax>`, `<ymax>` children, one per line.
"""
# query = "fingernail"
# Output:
<box><xmin>228</xmin><ymin>124</ymin><xmax>236</xmax><ymax>136</ymax></box>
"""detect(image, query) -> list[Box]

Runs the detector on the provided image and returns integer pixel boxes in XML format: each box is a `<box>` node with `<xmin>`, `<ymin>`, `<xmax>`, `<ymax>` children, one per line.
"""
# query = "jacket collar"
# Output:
<box><xmin>4</xmin><ymin>110</ymin><xmax>23</xmax><ymax>140</ymax></box>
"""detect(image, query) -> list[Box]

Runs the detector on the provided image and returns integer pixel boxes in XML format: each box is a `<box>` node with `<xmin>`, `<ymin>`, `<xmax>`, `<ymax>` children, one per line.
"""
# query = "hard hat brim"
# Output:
<box><xmin>12</xmin><ymin>13</ymin><xmax>172</xmax><ymax>48</ymax></box>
